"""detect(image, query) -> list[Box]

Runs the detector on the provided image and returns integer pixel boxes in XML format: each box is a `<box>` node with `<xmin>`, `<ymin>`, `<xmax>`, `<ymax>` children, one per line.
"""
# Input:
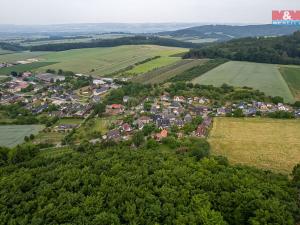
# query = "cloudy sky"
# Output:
<box><xmin>1</xmin><ymin>0</ymin><xmax>299</xmax><ymax>24</ymax></box>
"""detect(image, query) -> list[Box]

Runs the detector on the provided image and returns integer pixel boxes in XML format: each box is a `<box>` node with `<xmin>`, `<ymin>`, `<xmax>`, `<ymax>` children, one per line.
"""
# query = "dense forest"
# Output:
<box><xmin>0</xmin><ymin>138</ymin><xmax>299</xmax><ymax>225</ymax></box>
<box><xmin>0</xmin><ymin>42</ymin><xmax>26</xmax><ymax>52</ymax></box>
<box><xmin>29</xmin><ymin>36</ymin><xmax>199</xmax><ymax>51</ymax></box>
<box><xmin>184</xmin><ymin>31</ymin><xmax>300</xmax><ymax>65</ymax></box>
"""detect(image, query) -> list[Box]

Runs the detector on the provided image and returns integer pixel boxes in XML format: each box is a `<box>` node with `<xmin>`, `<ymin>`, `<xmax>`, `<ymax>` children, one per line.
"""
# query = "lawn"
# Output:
<box><xmin>134</xmin><ymin>59</ymin><xmax>207</xmax><ymax>84</ymax></box>
<box><xmin>36</xmin><ymin>45</ymin><xmax>187</xmax><ymax>77</ymax></box>
<box><xmin>280</xmin><ymin>66</ymin><xmax>300</xmax><ymax>101</ymax></box>
<box><xmin>193</xmin><ymin>61</ymin><xmax>295</xmax><ymax>103</ymax></box>
<box><xmin>0</xmin><ymin>125</ymin><xmax>44</xmax><ymax>148</ymax></box>
<box><xmin>209</xmin><ymin>117</ymin><xmax>300</xmax><ymax>174</ymax></box>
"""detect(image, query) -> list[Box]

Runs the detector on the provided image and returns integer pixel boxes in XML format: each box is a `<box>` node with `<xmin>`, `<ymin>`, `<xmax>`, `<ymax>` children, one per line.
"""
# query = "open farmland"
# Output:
<box><xmin>0</xmin><ymin>51</ymin><xmax>48</xmax><ymax>62</ymax></box>
<box><xmin>0</xmin><ymin>125</ymin><xmax>44</xmax><ymax>148</ymax></box>
<box><xmin>125</xmin><ymin>56</ymin><xmax>181</xmax><ymax>75</ymax></box>
<box><xmin>134</xmin><ymin>59</ymin><xmax>207</xmax><ymax>84</ymax></box>
<box><xmin>0</xmin><ymin>49</ymin><xmax>13</xmax><ymax>55</ymax></box>
<box><xmin>209</xmin><ymin>117</ymin><xmax>300</xmax><ymax>174</ymax></box>
<box><xmin>0</xmin><ymin>62</ymin><xmax>56</xmax><ymax>75</ymax></box>
<box><xmin>193</xmin><ymin>61</ymin><xmax>295</xmax><ymax>103</ymax></box>
<box><xmin>280</xmin><ymin>66</ymin><xmax>300</xmax><ymax>101</ymax></box>
<box><xmin>35</xmin><ymin>45</ymin><xmax>187</xmax><ymax>77</ymax></box>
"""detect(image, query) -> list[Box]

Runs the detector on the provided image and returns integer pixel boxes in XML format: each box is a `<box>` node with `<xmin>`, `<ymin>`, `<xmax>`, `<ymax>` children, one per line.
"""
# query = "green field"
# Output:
<box><xmin>0</xmin><ymin>49</ymin><xmax>13</xmax><ymax>55</ymax></box>
<box><xmin>0</xmin><ymin>62</ymin><xmax>56</xmax><ymax>75</ymax></box>
<box><xmin>0</xmin><ymin>125</ymin><xmax>44</xmax><ymax>147</ymax></box>
<box><xmin>134</xmin><ymin>59</ymin><xmax>207</xmax><ymax>84</ymax></box>
<box><xmin>126</xmin><ymin>56</ymin><xmax>181</xmax><ymax>75</ymax></box>
<box><xmin>209</xmin><ymin>117</ymin><xmax>300</xmax><ymax>174</ymax></box>
<box><xmin>36</xmin><ymin>45</ymin><xmax>187</xmax><ymax>77</ymax></box>
<box><xmin>192</xmin><ymin>61</ymin><xmax>295</xmax><ymax>103</ymax></box>
<box><xmin>0</xmin><ymin>51</ymin><xmax>48</xmax><ymax>63</ymax></box>
<box><xmin>280</xmin><ymin>66</ymin><xmax>300</xmax><ymax>101</ymax></box>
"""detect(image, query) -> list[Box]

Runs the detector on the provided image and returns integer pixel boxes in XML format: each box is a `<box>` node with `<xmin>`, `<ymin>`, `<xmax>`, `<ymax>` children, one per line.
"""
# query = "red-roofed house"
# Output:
<box><xmin>155</xmin><ymin>129</ymin><xmax>168</xmax><ymax>141</ymax></box>
<box><xmin>106</xmin><ymin>104</ymin><xmax>125</xmax><ymax>115</ymax></box>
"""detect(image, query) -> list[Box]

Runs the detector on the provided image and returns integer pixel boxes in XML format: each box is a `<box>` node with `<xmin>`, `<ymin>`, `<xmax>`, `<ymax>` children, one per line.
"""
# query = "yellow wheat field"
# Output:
<box><xmin>209</xmin><ymin>117</ymin><xmax>300</xmax><ymax>174</ymax></box>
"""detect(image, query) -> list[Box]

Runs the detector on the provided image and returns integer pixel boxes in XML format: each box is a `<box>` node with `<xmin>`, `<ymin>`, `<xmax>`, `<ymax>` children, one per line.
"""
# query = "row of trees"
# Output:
<box><xmin>30</xmin><ymin>36</ymin><xmax>199</xmax><ymax>51</ymax></box>
<box><xmin>169</xmin><ymin>59</ymin><xmax>228</xmax><ymax>82</ymax></box>
<box><xmin>166</xmin><ymin>82</ymin><xmax>275</xmax><ymax>103</ymax></box>
<box><xmin>0</xmin><ymin>138</ymin><xmax>299</xmax><ymax>224</ymax></box>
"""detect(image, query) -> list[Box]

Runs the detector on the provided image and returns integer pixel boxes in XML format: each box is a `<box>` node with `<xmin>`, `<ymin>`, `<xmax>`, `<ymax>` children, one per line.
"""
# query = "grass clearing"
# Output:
<box><xmin>209</xmin><ymin>117</ymin><xmax>300</xmax><ymax>174</ymax></box>
<box><xmin>0</xmin><ymin>125</ymin><xmax>44</xmax><ymax>148</ymax></box>
<box><xmin>280</xmin><ymin>66</ymin><xmax>300</xmax><ymax>101</ymax></box>
<box><xmin>134</xmin><ymin>59</ymin><xmax>207</xmax><ymax>84</ymax></box>
<box><xmin>36</xmin><ymin>45</ymin><xmax>187</xmax><ymax>77</ymax></box>
<box><xmin>193</xmin><ymin>61</ymin><xmax>295</xmax><ymax>103</ymax></box>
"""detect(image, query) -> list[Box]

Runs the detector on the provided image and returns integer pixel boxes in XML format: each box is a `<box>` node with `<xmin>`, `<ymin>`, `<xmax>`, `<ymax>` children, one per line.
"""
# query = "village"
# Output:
<box><xmin>1</xmin><ymin>69</ymin><xmax>300</xmax><ymax>146</ymax></box>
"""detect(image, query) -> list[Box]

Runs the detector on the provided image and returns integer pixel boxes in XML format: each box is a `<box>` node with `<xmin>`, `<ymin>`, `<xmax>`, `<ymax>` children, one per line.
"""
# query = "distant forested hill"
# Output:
<box><xmin>184</xmin><ymin>31</ymin><xmax>300</xmax><ymax>65</ymax></box>
<box><xmin>29</xmin><ymin>36</ymin><xmax>199</xmax><ymax>51</ymax></box>
<box><xmin>0</xmin><ymin>42</ymin><xmax>25</xmax><ymax>52</ymax></box>
<box><xmin>159</xmin><ymin>24</ymin><xmax>300</xmax><ymax>42</ymax></box>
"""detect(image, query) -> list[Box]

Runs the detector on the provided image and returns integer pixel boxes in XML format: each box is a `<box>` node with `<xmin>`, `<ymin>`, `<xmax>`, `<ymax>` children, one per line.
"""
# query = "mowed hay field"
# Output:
<box><xmin>36</xmin><ymin>45</ymin><xmax>187</xmax><ymax>77</ymax></box>
<box><xmin>134</xmin><ymin>59</ymin><xmax>208</xmax><ymax>84</ymax></box>
<box><xmin>0</xmin><ymin>125</ymin><xmax>44</xmax><ymax>148</ymax></box>
<box><xmin>193</xmin><ymin>61</ymin><xmax>295</xmax><ymax>103</ymax></box>
<box><xmin>209</xmin><ymin>117</ymin><xmax>300</xmax><ymax>173</ymax></box>
<box><xmin>280</xmin><ymin>66</ymin><xmax>300</xmax><ymax>101</ymax></box>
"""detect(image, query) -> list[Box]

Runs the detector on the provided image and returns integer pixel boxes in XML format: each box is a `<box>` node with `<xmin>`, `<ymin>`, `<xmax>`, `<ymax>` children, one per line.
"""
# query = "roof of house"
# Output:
<box><xmin>110</xmin><ymin>104</ymin><xmax>124</xmax><ymax>109</ymax></box>
<box><xmin>122</xmin><ymin>123</ymin><xmax>132</xmax><ymax>131</ymax></box>
<box><xmin>107</xmin><ymin>129</ymin><xmax>121</xmax><ymax>139</ymax></box>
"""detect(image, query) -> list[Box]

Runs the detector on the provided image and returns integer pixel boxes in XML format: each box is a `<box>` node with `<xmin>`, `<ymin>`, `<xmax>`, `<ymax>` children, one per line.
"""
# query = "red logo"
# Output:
<box><xmin>272</xmin><ymin>10</ymin><xmax>300</xmax><ymax>21</ymax></box>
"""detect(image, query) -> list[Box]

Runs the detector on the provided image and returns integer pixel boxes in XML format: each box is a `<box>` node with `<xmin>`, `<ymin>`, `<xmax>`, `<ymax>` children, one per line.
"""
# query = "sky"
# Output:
<box><xmin>0</xmin><ymin>0</ymin><xmax>299</xmax><ymax>25</ymax></box>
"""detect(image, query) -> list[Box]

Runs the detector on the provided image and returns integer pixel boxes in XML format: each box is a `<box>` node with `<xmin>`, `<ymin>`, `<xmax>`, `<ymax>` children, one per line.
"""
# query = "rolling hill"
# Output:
<box><xmin>159</xmin><ymin>24</ymin><xmax>300</xmax><ymax>42</ymax></box>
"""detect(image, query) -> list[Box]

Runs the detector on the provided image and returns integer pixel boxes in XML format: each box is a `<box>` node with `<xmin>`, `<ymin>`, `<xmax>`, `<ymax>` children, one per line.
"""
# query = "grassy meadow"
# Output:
<box><xmin>134</xmin><ymin>59</ymin><xmax>207</xmax><ymax>84</ymax></box>
<box><xmin>209</xmin><ymin>117</ymin><xmax>300</xmax><ymax>174</ymax></box>
<box><xmin>280</xmin><ymin>66</ymin><xmax>300</xmax><ymax>101</ymax></box>
<box><xmin>0</xmin><ymin>125</ymin><xmax>44</xmax><ymax>148</ymax></box>
<box><xmin>192</xmin><ymin>61</ymin><xmax>295</xmax><ymax>103</ymax></box>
